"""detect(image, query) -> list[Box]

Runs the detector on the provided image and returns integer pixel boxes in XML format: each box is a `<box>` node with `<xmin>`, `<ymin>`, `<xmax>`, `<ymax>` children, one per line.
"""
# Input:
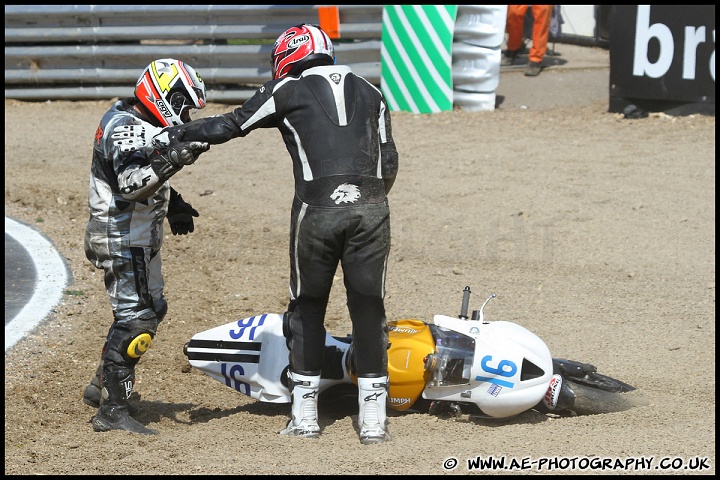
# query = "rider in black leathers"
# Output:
<box><xmin>162</xmin><ymin>24</ymin><xmax>398</xmax><ymax>443</ymax></box>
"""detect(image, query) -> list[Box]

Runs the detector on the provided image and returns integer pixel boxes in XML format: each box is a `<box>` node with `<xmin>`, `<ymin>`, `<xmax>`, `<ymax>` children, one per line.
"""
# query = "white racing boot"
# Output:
<box><xmin>358</xmin><ymin>376</ymin><xmax>390</xmax><ymax>444</ymax></box>
<box><xmin>279</xmin><ymin>372</ymin><xmax>321</xmax><ymax>438</ymax></box>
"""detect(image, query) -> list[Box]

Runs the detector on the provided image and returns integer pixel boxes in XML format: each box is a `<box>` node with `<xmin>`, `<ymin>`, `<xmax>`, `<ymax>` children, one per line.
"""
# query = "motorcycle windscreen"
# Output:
<box><xmin>426</xmin><ymin>325</ymin><xmax>476</xmax><ymax>386</ymax></box>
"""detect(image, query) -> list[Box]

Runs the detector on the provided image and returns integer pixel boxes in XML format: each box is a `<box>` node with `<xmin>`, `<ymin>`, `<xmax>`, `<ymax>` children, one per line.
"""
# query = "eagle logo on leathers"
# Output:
<box><xmin>330</xmin><ymin>73</ymin><xmax>342</xmax><ymax>85</ymax></box>
<box><xmin>330</xmin><ymin>183</ymin><xmax>360</xmax><ymax>204</ymax></box>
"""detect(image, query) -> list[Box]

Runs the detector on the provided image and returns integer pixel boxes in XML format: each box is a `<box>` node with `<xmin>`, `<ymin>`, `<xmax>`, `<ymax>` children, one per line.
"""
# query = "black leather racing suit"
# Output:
<box><xmin>176</xmin><ymin>64</ymin><xmax>399</xmax><ymax>377</ymax></box>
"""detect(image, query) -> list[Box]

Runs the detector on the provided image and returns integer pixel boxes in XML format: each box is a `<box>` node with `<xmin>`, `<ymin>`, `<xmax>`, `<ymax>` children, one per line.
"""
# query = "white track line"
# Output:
<box><xmin>5</xmin><ymin>217</ymin><xmax>69</xmax><ymax>352</ymax></box>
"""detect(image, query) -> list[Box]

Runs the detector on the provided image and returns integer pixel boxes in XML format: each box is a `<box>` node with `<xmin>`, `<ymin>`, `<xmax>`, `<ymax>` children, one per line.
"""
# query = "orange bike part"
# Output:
<box><xmin>386</xmin><ymin>319</ymin><xmax>437</xmax><ymax>411</ymax></box>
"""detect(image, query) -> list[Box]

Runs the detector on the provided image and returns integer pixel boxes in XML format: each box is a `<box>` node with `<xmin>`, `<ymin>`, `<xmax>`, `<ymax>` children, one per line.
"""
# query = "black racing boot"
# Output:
<box><xmin>82</xmin><ymin>362</ymin><xmax>103</xmax><ymax>407</ymax></box>
<box><xmin>83</xmin><ymin>362</ymin><xmax>140</xmax><ymax>412</ymax></box>
<box><xmin>91</xmin><ymin>367</ymin><xmax>157</xmax><ymax>435</ymax></box>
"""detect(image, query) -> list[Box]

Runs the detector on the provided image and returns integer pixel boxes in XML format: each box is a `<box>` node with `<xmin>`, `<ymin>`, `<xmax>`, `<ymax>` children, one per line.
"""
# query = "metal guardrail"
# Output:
<box><xmin>4</xmin><ymin>5</ymin><xmax>384</xmax><ymax>103</ymax></box>
<box><xmin>5</xmin><ymin>5</ymin><xmax>606</xmax><ymax>105</ymax></box>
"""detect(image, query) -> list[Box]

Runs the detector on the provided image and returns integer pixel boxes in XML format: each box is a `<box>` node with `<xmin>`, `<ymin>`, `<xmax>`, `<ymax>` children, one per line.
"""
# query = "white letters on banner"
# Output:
<box><xmin>633</xmin><ymin>5</ymin><xmax>715</xmax><ymax>81</ymax></box>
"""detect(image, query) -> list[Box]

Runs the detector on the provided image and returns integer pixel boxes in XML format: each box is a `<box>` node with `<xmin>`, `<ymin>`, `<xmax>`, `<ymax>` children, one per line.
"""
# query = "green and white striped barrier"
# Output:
<box><xmin>380</xmin><ymin>5</ymin><xmax>458</xmax><ymax>114</ymax></box>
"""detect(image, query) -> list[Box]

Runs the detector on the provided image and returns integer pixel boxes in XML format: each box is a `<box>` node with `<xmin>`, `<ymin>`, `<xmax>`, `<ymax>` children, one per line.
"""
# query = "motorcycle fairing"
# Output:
<box><xmin>184</xmin><ymin>313</ymin><xmax>353</xmax><ymax>403</ymax></box>
<box><xmin>184</xmin><ymin>313</ymin><xmax>292</xmax><ymax>403</ymax></box>
<box><xmin>424</xmin><ymin>315</ymin><xmax>553</xmax><ymax>418</ymax></box>
<box><xmin>183</xmin><ymin>310</ymin><xmax>554</xmax><ymax>418</ymax></box>
<box><xmin>386</xmin><ymin>319</ymin><xmax>436</xmax><ymax>411</ymax></box>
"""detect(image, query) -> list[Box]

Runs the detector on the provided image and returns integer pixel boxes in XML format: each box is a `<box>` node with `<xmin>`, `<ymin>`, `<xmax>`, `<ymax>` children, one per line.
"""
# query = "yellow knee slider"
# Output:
<box><xmin>126</xmin><ymin>331</ymin><xmax>154</xmax><ymax>359</ymax></box>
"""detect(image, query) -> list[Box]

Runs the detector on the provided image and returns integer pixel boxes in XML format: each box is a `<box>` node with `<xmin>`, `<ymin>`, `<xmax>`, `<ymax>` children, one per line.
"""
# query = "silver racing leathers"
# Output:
<box><xmin>86</xmin><ymin>99</ymin><xmax>169</xmax><ymax>368</ymax></box>
<box><xmin>85</xmin><ymin>99</ymin><xmax>169</xmax><ymax>435</ymax></box>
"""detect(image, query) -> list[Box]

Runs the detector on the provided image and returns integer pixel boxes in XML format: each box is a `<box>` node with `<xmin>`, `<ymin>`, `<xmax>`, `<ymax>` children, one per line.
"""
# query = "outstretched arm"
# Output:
<box><xmin>112</xmin><ymin>125</ymin><xmax>209</xmax><ymax>202</ymax></box>
<box><xmin>154</xmin><ymin>79</ymin><xmax>283</xmax><ymax>147</ymax></box>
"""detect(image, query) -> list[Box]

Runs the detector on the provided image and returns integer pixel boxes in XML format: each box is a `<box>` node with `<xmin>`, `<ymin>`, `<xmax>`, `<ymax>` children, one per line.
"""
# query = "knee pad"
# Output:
<box><xmin>124</xmin><ymin>330</ymin><xmax>154</xmax><ymax>360</ymax></box>
<box><xmin>104</xmin><ymin>308</ymin><xmax>158</xmax><ymax>367</ymax></box>
<box><xmin>282</xmin><ymin>299</ymin><xmax>299</xmax><ymax>346</ymax></box>
<box><xmin>282</xmin><ymin>309</ymin><xmax>293</xmax><ymax>349</ymax></box>
<box><xmin>282</xmin><ymin>309</ymin><xmax>292</xmax><ymax>340</ymax></box>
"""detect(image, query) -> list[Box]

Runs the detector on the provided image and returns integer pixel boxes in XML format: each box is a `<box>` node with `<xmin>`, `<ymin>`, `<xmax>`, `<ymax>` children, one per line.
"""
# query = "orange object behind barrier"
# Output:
<box><xmin>318</xmin><ymin>6</ymin><xmax>340</xmax><ymax>39</ymax></box>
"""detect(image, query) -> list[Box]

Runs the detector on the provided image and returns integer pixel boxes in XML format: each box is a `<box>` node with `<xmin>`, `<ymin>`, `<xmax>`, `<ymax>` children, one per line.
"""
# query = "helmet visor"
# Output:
<box><xmin>169</xmin><ymin>89</ymin><xmax>203</xmax><ymax>123</ymax></box>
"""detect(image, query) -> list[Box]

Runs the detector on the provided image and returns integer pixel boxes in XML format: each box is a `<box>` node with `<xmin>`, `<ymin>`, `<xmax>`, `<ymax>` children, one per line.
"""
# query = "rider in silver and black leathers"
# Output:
<box><xmin>83</xmin><ymin>58</ymin><xmax>209</xmax><ymax>434</ymax></box>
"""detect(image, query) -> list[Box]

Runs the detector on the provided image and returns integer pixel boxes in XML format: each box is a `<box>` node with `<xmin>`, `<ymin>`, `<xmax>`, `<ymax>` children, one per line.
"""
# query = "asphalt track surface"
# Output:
<box><xmin>4</xmin><ymin>217</ymin><xmax>70</xmax><ymax>352</ymax></box>
<box><xmin>3</xmin><ymin>44</ymin><xmax>612</xmax><ymax>354</ymax></box>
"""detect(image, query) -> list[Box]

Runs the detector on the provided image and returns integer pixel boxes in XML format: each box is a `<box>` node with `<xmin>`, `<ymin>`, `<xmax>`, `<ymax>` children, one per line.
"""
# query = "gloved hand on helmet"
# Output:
<box><xmin>167</xmin><ymin>187</ymin><xmax>199</xmax><ymax>235</ymax></box>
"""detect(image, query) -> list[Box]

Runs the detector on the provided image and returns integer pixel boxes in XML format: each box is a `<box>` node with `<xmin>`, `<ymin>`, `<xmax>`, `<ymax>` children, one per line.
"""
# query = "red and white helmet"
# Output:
<box><xmin>135</xmin><ymin>58</ymin><xmax>206</xmax><ymax>127</ymax></box>
<box><xmin>271</xmin><ymin>24</ymin><xmax>336</xmax><ymax>80</ymax></box>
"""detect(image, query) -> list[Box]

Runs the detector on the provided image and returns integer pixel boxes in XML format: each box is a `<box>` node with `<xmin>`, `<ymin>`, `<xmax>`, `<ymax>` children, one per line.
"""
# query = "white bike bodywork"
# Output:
<box><xmin>184</xmin><ymin>290</ymin><xmax>558</xmax><ymax>419</ymax></box>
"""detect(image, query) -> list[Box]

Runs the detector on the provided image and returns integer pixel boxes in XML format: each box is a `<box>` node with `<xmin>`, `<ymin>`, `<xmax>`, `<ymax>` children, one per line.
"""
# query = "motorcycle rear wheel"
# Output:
<box><xmin>567</xmin><ymin>371</ymin><xmax>636</xmax><ymax>393</ymax></box>
<box><xmin>566</xmin><ymin>379</ymin><xmax>645</xmax><ymax>416</ymax></box>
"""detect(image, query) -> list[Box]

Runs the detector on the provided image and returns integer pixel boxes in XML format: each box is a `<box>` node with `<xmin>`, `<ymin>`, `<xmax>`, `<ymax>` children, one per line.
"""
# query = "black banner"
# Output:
<box><xmin>609</xmin><ymin>5</ymin><xmax>715</xmax><ymax>115</ymax></box>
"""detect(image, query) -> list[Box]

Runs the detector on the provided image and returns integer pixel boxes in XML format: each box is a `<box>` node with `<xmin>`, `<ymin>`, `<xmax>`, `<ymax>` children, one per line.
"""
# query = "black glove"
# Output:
<box><xmin>150</xmin><ymin>142</ymin><xmax>210</xmax><ymax>182</ymax></box>
<box><xmin>167</xmin><ymin>188</ymin><xmax>199</xmax><ymax>235</ymax></box>
<box><xmin>149</xmin><ymin>131</ymin><xmax>210</xmax><ymax>181</ymax></box>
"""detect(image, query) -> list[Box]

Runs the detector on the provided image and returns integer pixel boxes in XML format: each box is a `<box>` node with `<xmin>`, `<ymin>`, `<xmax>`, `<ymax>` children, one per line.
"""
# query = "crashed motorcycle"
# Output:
<box><xmin>183</xmin><ymin>286</ymin><xmax>641</xmax><ymax>419</ymax></box>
